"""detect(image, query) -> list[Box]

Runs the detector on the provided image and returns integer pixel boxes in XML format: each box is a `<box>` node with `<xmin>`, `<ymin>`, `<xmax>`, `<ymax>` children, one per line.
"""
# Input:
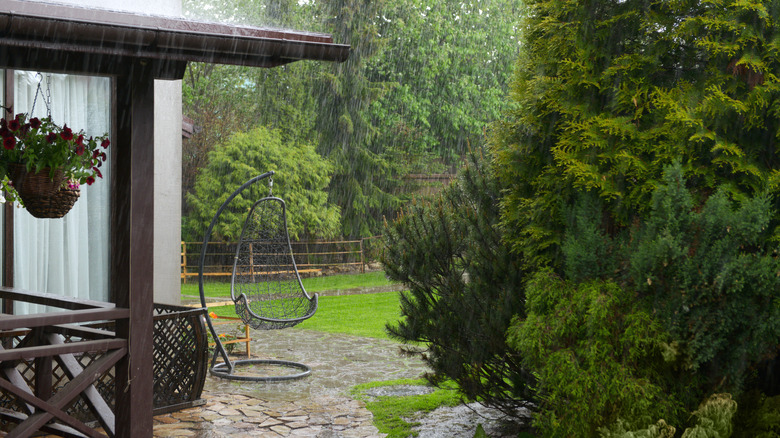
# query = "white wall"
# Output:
<box><xmin>57</xmin><ymin>0</ymin><xmax>184</xmax><ymax>305</ymax></box>
<box><xmin>153</xmin><ymin>81</ymin><xmax>183</xmax><ymax>305</ymax></box>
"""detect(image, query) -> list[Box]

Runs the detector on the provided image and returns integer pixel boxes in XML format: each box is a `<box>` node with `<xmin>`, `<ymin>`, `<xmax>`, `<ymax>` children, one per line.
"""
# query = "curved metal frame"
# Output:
<box><xmin>198</xmin><ymin>171</ymin><xmax>316</xmax><ymax>381</ymax></box>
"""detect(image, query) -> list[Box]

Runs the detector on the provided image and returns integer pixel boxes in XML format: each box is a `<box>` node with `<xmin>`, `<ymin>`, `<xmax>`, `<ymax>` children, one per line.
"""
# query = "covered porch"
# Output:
<box><xmin>0</xmin><ymin>0</ymin><xmax>348</xmax><ymax>436</ymax></box>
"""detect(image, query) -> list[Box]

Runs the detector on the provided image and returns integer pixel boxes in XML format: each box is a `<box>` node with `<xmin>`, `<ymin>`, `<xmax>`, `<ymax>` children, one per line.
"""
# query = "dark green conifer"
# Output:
<box><xmin>382</xmin><ymin>151</ymin><xmax>532</xmax><ymax>416</ymax></box>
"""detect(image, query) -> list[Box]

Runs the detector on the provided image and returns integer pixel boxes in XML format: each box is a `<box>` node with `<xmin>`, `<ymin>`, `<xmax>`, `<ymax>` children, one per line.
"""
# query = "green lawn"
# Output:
<box><xmin>195</xmin><ymin>270</ymin><xmax>404</xmax><ymax>340</ymax></box>
<box><xmin>295</xmin><ymin>291</ymin><xmax>402</xmax><ymax>339</ymax></box>
<box><xmin>182</xmin><ymin>270</ymin><xmax>394</xmax><ymax>299</ymax></box>
<box><xmin>206</xmin><ymin>290</ymin><xmax>402</xmax><ymax>340</ymax></box>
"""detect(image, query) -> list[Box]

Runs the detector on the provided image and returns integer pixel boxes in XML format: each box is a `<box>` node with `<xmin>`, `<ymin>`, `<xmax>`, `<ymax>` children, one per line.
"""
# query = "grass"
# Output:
<box><xmin>182</xmin><ymin>270</ymin><xmax>394</xmax><ymax>299</ymax></box>
<box><xmin>195</xmin><ymin>271</ymin><xmax>404</xmax><ymax>339</ymax></box>
<box><xmin>351</xmin><ymin>378</ymin><xmax>463</xmax><ymax>437</ymax></box>
<box><xmin>294</xmin><ymin>291</ymin><xmax>402</xmax><ymax>339</ymax></box>
<box><xmin>206</xmin><ymin>290</ymin><xmax>403</xmax><ymax>340</ymax></box>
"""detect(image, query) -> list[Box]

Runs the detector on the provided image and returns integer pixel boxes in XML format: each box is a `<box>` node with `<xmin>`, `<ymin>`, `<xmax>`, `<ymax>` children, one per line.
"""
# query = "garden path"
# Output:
<box><xmin>152</xmin><ymin>328</ymin><xmax>427</xmax><ymax>437</ymax></box>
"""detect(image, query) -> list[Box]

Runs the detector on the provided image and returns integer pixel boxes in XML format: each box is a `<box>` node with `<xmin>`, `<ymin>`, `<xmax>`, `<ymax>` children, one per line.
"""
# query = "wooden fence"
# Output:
<box><xmin>180</xmin><ymin>236</ymin><xmax>383</xmax><ymax>283</ymax></box>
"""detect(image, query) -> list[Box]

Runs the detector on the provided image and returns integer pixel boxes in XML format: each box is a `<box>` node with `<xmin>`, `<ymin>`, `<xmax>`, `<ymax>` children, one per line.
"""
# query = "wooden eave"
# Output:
<box><xmin>0</xmin><ymin>0</ymin><xmax>349</xmax><ymax>78</ymax></box>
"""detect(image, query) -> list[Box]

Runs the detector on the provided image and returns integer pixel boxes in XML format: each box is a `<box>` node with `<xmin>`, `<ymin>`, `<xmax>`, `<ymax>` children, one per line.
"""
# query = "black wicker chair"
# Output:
<box><xmin>198</xmin><ymin>171</ymin><xmax>318</xmax><ymax>381</ymax></box>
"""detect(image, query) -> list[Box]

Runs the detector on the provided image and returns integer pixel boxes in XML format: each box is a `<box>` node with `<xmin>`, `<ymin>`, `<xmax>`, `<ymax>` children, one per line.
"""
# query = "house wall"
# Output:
<box><xmin>55</xmin><ymin>0</ymin><xmax>184</xmax><ymax>305</ymax></box>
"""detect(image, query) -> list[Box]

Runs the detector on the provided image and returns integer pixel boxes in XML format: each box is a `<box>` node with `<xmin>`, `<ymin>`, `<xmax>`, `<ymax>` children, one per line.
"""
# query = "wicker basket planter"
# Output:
<box><xmin>19</xmin><ymin>185</ymin><xmax>80</xmax><ymax>219</ymax></box>
<box><xmin>6</xmin><ymin>164</ymin><xmax>80</xmax><ymax>219</ymax></box>
<box><xmin>9</xmin><ymin>164</ymin><xmax>64</xmax><ymax>198</ymax></box>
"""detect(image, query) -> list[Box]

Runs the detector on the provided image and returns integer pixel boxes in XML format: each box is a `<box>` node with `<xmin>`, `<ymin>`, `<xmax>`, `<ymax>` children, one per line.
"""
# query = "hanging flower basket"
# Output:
<box><xmin>0</xmin><ymin>112</ymin><xmax>109</xmax><ymax>219</ymax></box>
<box><xmin>19</xmin><ymin>184</ymin><xmax>80</xmax><ymax>219</ymax></box>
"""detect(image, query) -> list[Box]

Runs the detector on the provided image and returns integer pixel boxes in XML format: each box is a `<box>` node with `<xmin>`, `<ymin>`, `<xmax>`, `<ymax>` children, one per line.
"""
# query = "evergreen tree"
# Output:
<box><xmin>382</xmin><ymin>151</ymin><xmax>533</xmax><ymax>416</ymax></box>
<box><xmin>315</xmin><ymin>0</ymin><xmax>402</xmax><ymax>238</ymax></box>
<box><xmin>491</xmin><ymin>0</ymin><xmax>780</xmax><ymax>268</ymax></box>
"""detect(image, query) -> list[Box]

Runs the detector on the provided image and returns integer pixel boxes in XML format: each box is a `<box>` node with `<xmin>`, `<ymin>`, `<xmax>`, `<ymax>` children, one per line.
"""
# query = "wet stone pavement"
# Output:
<box><xmin>152</xmin><ymin>328</ymin><xmax>428</xmax><ymax>437</ymax></box>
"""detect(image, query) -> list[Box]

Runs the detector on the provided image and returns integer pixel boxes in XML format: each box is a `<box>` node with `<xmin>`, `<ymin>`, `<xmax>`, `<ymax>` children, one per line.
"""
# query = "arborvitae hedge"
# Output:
<box><xmin>491</xmin><ymin>0</ymin><xmax>780</xmax><ymax>269</ymax></box>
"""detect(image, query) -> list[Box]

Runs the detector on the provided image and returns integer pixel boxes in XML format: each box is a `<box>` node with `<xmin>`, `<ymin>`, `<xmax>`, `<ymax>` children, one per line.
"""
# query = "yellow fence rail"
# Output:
<box><xmin>181</xmin><ymin>236</ymin><xmax>383</xmax><ymax>283</ymax></box>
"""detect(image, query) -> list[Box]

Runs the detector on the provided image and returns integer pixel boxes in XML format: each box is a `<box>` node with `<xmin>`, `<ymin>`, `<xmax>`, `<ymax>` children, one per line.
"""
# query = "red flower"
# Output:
<box><xmin>76</xmin><ymin>134</ymin><xmax>84</xmax><ymax>145</ymax></box>
<box><xmin>60</xmin><ymin>125</ymin><xmax>73</xmax><ymax>141</ymax></box>
<box><xmin>93</xmin><ymin>150</ymin><xmax>100</xmax><ymax>159</ymax></box>
<box><xmin>3</xmin><ymin>136</ymin><xmax>15</xmax><ymax>150</ymax></box>
<box><xmin>101</xmin><ymin>139</ymin><xmax>110</xmax><ymax>149</ymax></box>
<box><xmin>46</xmin><ymin>132</ymin><xmax>58</xmax><ymax>143</ymax></box>
<box><xmin>0</xmin><ymin>127</ymin><xmax>10</xmax><ymax>138</ymax></box>
<box><xmin>86</xmin><ymin>176</ymin><xmax>95</xmax><ymax>185</ymax></box>
<box><xmin>8</xmin><ymin>118</ymin><xmax>20</xmax><ymax>132</ymax></box>
<box><xmin>100</xmin><ymin>152</ymin><xmax>107</xmax><ymax>161</ymax></box>
<box><xmin>93</xmin><ymin>167</ymin><xmax>103</xmax><ymax>179</ymax></box>
<box><xmin>75</xmin><ymin>144</ymin><xmax>85</xmax><ymax>156</ymax></box>
<box><xmin>29</xmin><ymin>117</ymin><xmax>41</xmax><ymax>130</ymax></box>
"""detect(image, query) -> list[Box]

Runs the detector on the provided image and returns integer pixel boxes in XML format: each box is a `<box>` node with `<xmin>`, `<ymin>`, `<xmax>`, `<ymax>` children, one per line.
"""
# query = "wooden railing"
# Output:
<box><xmin>0</xmin><ymin>288</ymin><xmax>129</xmax><ymax>437</ymax></box>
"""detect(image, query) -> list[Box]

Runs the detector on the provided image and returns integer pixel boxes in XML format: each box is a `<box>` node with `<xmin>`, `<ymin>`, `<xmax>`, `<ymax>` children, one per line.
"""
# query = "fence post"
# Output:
<box><xmin>360</xmin><ymin>238</ymin><xmax>365</xmax><ymax>273</ymax></box>
<box><xmin>249</xmin><ymin>242</ymin><xmax>255</xmax><ymax>282</ymax></box>
<box><xmin>181</xmin><ymin>241</ymin><xmax>187</xmax><ymax>284</ymax></box>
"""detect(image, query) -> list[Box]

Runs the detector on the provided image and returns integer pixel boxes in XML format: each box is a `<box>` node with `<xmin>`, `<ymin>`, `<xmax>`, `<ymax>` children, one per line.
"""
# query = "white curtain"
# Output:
<box><xmin>12</xmin><ymin>71</ymin><xmax>111</xmax><ymax>314</ymax></box>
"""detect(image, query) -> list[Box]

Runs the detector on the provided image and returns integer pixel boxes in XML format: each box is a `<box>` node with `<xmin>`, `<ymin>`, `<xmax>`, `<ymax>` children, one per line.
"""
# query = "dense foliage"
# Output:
<box><xmin>491</xmin><ymin>0</ymin><xmax>780</xmax><ymax>267</ymax></box>
<box><xmin>483</xmin><ymin>0</ymin><xmax>780</xmax><ymax>432</ymax></box>
<box><xmin>181</xmin><ymin>0</ymin><xmax>520</xmax><ymax>238</ymax></box>
<box><xmin>382</xmin><ymin>152</ymin><xmax>532</xmax><ymax>416</ymax></box>
<box><xmin>508</xmin><ymin>272</ymin><xmax>680</xmax><ymax>436</ymax></box>
<box><xmin>511</xmin><ymin>163</ymin><xmax>780</xmax><ymax>434</ymax></box>
<box><xmin>183</xmin><ymin>126</ymin><xmax>339</xmax><ymax>241</ymax></box>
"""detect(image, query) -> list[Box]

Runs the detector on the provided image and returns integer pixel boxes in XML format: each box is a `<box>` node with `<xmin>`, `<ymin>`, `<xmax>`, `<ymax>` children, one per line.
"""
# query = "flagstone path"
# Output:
<box><xmin>152</xmin><ymin>328</ymin><xmax>429</xmax><ymax>437</ymax></box>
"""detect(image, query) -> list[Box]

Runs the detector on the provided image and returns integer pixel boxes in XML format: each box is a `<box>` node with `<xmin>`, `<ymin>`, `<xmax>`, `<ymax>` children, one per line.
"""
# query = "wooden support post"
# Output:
<box><xmin>360</xmin><ymin>238</ymin><xmax>365</xmax><ymax>274</ymax></box>
<box><xmin>3</xmin><ymin>69</ymin><xmax>14</xmax><ymax>320</ymax></box>
<box><xmin>113</xmin><ymin>61</ymin><xmax>155</xmax><ymax>438</ymax></box>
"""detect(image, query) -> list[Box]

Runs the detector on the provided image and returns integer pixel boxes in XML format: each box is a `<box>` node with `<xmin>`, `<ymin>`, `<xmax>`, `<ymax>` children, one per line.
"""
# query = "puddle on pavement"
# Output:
<box><xmin>203</xmin><ymin>328</ymin><xmax>428</xmax><ymax>403</ymax></box>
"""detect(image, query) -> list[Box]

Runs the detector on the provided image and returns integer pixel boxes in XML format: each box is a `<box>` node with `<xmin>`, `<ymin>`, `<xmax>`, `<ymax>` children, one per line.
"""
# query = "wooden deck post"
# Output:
<box><xmin>112</xmin><ymin>61</ymin><xmax>155</xmax><ymax>438</ymax></box>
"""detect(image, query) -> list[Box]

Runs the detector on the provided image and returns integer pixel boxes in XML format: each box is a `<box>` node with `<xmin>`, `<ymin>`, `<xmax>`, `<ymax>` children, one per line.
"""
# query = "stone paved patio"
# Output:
<box><xmin>152</xmin><ymin>327</ymin><xmax>429</xmax><ymax>437</ymax></box>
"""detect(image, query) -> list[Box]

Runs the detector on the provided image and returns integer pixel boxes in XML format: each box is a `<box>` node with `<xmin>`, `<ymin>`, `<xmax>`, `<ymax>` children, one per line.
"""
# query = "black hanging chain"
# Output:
<box><xmin>29</xmin><ymin>72</ymin><xmax>53</xmax><ymax>120</ymax></box>
<box><xmin>44</xmin><ymin>74</ymin><xmax>52</xmax><ymax>118</ymax></box>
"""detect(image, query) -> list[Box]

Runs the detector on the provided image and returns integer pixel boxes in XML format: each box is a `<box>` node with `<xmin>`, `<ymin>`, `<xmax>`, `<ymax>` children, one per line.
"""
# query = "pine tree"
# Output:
<box><xmin>315</xmin><ymin>0</ymin><xmax>402</xmax><ymax>238</ymax></box>
<box><xmin>382</xmin><ymin>151</ymin><xmax>533</xmax><ymax>416</ymax></box>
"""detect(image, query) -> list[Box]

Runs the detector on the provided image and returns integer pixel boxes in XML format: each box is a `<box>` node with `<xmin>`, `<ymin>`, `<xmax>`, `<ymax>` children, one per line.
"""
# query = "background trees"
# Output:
<box><xmin>181</xmin><ymin>0</ymin><xmax>520</xmax><ymax>239</ymax></box>
<box><xmin>183</xmin><ymin>126</ymin><xmax>340</xmax><ymax>241</ymax></box>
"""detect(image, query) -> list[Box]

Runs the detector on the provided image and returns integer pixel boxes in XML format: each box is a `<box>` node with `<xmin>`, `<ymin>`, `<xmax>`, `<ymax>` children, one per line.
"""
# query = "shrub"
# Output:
<box><xmin>508</xmin><ymin>271</ymin><xmax>681</xmax><ymax>436</ymax></box>
<box><xmin>382</xmin><ymin>151</ymin><xmax>532</xmax><ymax>416</ymax></box>
<box><xmin>733</xmin><ymin>392</ymin><xmax>780</xmax><ymax>437</ymax></box>
<box><xmin>599</xmin><ymin>394</ymin><xmax>738</xmax><ymax>438</ymax></box>
<box><xmin>629</xmin><ymin>163</ymin><xmax>780</xmax><ymax>393</ymax></box>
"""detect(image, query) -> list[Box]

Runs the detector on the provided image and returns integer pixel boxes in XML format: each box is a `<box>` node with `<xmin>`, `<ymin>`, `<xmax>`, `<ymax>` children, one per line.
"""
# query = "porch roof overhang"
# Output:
<box><xmin>0</xmin><ymin>0</ymin><xmax>350</xmax><ymax>79</ymax></box>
